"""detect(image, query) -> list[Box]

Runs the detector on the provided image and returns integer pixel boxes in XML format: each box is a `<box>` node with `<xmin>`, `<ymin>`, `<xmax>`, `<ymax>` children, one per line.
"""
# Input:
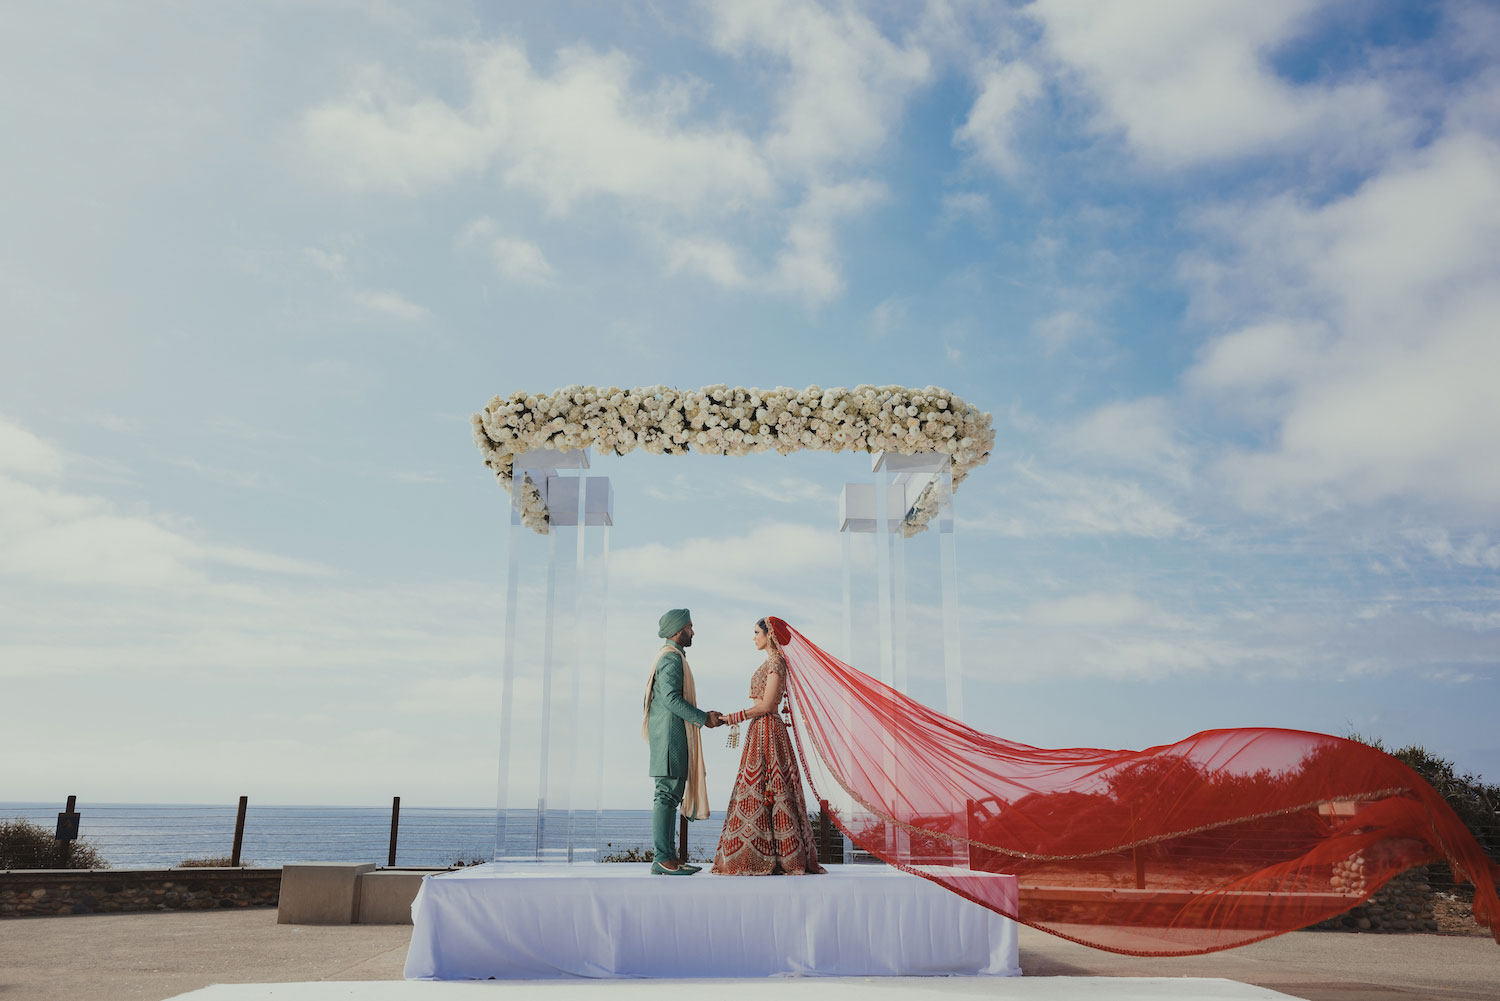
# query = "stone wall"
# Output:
<box><xmin>0</xmin><ymin>868</ymin><xmax>280</xmax><ymax>917</ymax></box>
<box><xmin>1315</xmin><ymin>865</ymin><xmax>1438</xmax><ymax>933</ymax></box>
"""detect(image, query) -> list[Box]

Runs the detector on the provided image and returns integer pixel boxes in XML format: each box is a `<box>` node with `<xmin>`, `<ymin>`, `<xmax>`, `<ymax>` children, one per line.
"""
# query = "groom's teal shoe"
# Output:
<box><xmin>679</xmin><ymin>863</ymin><xmax>703</xmax><ymax>874</ymax></box>
<box><xmin>651</xmin><ymin>860</ymin><xmax>697</xmax><ymax>875</ymax></box>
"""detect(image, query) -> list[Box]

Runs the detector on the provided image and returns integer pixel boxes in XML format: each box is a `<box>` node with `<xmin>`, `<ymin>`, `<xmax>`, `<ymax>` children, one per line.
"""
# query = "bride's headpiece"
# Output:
<box><xmin>759</xmin><ymin>615</ymin><xmax>792</xmax><ymax>660</ymax></box>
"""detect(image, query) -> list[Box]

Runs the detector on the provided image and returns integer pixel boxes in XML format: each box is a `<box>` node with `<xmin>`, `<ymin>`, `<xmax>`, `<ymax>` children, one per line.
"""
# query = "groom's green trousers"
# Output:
<box><xmin>652</xmin><ymin>776</ymin><xmax>686</xmax><ymax>863</ymax></box>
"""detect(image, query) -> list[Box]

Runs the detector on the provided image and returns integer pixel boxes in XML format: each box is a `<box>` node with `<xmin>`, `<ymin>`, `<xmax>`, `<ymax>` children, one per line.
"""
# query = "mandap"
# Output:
<box><xmin>473</xmin><ymin>384</ymin><xmax>1500</xmax><ymax>956</ymax></box>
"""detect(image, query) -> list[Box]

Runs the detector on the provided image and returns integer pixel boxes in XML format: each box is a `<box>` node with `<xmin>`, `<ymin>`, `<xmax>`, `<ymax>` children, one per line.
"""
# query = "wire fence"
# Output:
<box><xmin>0</xmin><ymin>800</ymin><xmax>699</xmax><ymax>870</ymax></box>
<box><xmin>5</xmin><ymin>797</ymin><xmax>1493</xmax><ymax>889</ymax></box>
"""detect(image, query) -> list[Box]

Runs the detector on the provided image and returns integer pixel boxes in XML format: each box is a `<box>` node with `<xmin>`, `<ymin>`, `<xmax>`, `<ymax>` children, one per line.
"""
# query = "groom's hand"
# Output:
<box><xmin>706</xmin><ymin>711</ymin><xmax>723</xmax><ymax>728</ymax></box>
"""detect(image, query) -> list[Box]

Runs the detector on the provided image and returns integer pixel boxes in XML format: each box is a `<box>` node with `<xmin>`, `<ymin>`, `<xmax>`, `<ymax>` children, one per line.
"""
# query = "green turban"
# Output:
<box><xmin>658</xmin><ymin>608</ymin><xmax>692</xmax><ymax>639</ymax></box>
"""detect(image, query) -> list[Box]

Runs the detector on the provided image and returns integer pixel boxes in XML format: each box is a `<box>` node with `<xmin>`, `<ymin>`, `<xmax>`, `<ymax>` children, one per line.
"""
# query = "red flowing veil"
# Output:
<box><xmin>764</xmin><ymin>616</ymin><xmax>1500</xmax><ymax>956</ymax></box>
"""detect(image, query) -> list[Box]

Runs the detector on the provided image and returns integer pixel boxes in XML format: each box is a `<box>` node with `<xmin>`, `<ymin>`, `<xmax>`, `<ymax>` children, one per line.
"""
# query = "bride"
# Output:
<box><xmin>711</xmin><ymin>617</ymin><xmax>826</xmax><ymax>876</ymax></box>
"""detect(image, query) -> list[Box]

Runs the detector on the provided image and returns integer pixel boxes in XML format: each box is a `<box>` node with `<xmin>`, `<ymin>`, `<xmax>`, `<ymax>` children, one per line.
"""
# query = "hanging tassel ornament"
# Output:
<box><xmin>726</xmin><ymin>723</ymin><xmax>740</xmax><ymax>749</ymax></box>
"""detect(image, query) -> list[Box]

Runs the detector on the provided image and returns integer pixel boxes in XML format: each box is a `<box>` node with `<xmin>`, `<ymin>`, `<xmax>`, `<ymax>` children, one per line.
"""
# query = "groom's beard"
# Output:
<box><xmin>681</xmin><ymin>636</ymin><xmax>693</xmax><ymax>647</ymax></box>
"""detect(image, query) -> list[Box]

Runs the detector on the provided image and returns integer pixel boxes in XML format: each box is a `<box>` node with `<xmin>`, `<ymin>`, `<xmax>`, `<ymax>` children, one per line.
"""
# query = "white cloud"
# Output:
<box><xmin>966</xmin><ymin>463</ymin><xmax>1192</xmax><ymax>539</ymax></box>
<box><xmin>869</xmin><ymin>295</ymin><xmax>910</xmax><ymax>337</ymax></box>
<box><xmin>1</xmin><ymin>477</ymin><xmax>204</xmax><ymax>590</ymax></box>
<box><xmin>938</xmin><ymin>190</ymin><xmax>994</xmax><ymax>230</ymax></box>
<box><xmin>1405</xmin><ymin>527</ymin><xmax>1500</xmax><ymax>571</ymax></box>
<box><xmin>736</xmin><ymin>476</ymin><xmax>834</xmax><ymax>506</ymax></box>
<box><xmin>613</xmin><ymin>521</ymin><xmax>839</xmax><ymax>604</ymax></box>
<box><xmin>202</xmin><ymin>546</ymin><xmax>335</xmax><ymax>578</ymax></box>
<box><xmin>1057</xmin><ymin>397</ymin><xmax>1191</xmax><ymax>485</ymax></box>
<box><xmin>1022</xmin><ymin>591</ymin><xmax>1182</xmax><ymax>629</ymax></box>
<box><xmin>707</xmin><ymin>0</ymin><xmax>930</xmax><ymax>174</ymax></box>
<box><xmin>974</xmin><ymin>580</ymin><xmax>1500</xmax><ymax>685</ymax></box>
<box><xmin>1032</xmin><ymin>309</ymin><xmax>1096</xmax><ymax>356</ymax></box>
<box><xmin>1184</xmin><ymin>319</ymin><xmax>1331</xmax><ymax>421</ymax></box>
<box><xmin>1184</xmin><ymin>133</ymin><xmax>1500</xmax><ymax>514</ymax></box>
<box><xmin>0</xmin><ymin>418</ymin><xmax>333</xmax><ymax>592</ymax></box>
<box><xmin>299</xmin><ymin>247</ymin><xmax>348</xmax><ymax>274</ymax></box>
<box><xmin>489</xmin><ymin>237</ymin><xmax>556</xmax><ymax>284</ymax></box>
<box><xmin>348</xmin><ymin>287</ymin><xmax>429</xmax><ymax>322</ymax></box>
<box><xmin>298</xmin><ymin>245</ymin><xmax>429</xmax><ymax>322</ymax></box>
<box><xmin>978</xmin><ymin>594</ymin><xmax>1241</xmax><ymax>682</ymax></box>
<box><xmin>954</xmin><ymin>60</ymin><xmax>1041</xmax><ymax>176</ymax></box>
<box><xmin>769</xmin><ymin>179</ymin><xmax>885</xmax><ymax>302</ymax></box>
<box><xmin>303</xmin><ymin>10</ymin><xmax>928</xmax><ymax>305</ymax></box>
<box><xmin>0</xmin><ymin>418</ymin><xmax>64</xmax><ymax>479</ymax></box>
<box><xmin>663</xmin><ymin>177</ymin><xmax>885</xmax><ymax>302</ymax></box>
<box><xmin>1029</xmin><ymin>0</ymin><xmax>1403</xmax><ymax>168</ymax></box>
<box><xmin>304</xmin><ymin>42</ymin><xmax>773</xmax><ymax>211</ymax></box>
<box><xmin>0</xmin><ymin>418</ymin><xmax>508</xmax><ymax>806</ymax></box>
<box><xmin>664</xmin><ymin>234</ymin><xmax>751</xmax><ymax>289</ymax></box>
<box><xmin>459</xmin><ymin>217</ymin><xmax>556</xmax><ymax>284</ymax></box>
<box><xmin>301</xmin><ymin>64</ymin><xmax>496</xmax><ymax>193</ymax></box>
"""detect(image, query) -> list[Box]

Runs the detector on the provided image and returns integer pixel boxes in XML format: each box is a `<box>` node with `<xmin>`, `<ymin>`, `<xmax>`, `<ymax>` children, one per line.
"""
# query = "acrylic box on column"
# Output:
<box><xmin>495</xmin><ymin>449</ymin><xmax>614</xmax><ymax>863</ymax></box>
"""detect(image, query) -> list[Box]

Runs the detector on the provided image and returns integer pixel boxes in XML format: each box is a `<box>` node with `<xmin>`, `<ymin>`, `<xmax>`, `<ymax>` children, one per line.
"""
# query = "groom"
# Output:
<box><xmin>644</xmin><ymin>608</ymin><xmax>722</xmax><ymax>874</ymax></box>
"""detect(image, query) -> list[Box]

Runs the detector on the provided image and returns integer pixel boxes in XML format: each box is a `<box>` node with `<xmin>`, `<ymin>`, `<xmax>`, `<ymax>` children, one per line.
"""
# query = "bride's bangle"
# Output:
<box><xmin>726</xmin><ymin>710</ymin><xmax>748</xmax><ymax>725</ymax></box>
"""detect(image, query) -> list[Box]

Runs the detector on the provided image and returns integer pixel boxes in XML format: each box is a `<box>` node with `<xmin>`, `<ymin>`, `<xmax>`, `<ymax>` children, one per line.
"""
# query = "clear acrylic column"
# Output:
<box><xmin>838</xmin><ymin>452</ymin><xmax>962</xmax><ymax>865</ymax></box>
<box><xmin>494</xmin><ymin>450</ymin><xmax>612</xmax><ymax>863</ymax></box>
<box><xmin>871</xmin><ymin>452</ymin><xmax>961</xmax><ymax>722</ymax></box>
<box><xmin>572</xmin><ymin>476</ymin><xmax>612</xmax><ymax>863</ymax></box>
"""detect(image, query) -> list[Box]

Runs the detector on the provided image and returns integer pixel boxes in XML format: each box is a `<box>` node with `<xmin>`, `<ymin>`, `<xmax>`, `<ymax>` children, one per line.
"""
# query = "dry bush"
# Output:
<box><xmin>0</xmin><ymin>818</ymin><xmax>108</xmax><ymax>869</ymax></box>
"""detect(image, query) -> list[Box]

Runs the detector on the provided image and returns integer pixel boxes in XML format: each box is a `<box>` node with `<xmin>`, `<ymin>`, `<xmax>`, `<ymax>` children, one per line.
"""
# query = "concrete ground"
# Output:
<box><xmin>0</xmin><ymin>910</ymin><xmax>1496</xmax><ymax>1001</ymax></box>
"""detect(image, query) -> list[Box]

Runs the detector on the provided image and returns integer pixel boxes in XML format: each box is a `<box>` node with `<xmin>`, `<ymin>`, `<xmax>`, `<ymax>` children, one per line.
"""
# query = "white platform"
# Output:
<box><xmin>402</xmin><ymin>862</ymin><xmax>1020</xmax><ymax>980</ymax></box>
<box><xmin>170</xmin><ymin>979</ymin><xmax>1304</xmax><ymax>1000</ymax></box>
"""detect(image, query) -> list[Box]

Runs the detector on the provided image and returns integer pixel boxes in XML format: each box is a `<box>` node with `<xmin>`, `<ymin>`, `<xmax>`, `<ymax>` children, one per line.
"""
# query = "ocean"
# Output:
<box><xmin>0</xmin><ymin>803</ymin><xmax>728</xmax><ymax>869</ymax></box>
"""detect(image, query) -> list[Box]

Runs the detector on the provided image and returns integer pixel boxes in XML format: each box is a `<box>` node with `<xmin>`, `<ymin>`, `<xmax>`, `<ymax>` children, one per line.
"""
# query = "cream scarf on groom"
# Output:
<box><xmin>641</xmin><ymin>644</ymin><xmax>710</xmax><ymax>821</ymax></box>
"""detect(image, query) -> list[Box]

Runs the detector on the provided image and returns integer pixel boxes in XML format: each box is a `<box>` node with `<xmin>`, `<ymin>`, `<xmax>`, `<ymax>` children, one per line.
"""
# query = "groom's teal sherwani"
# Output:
<box><xmin>646</xmin><ymin>637</ymin><xmax>708</xmax><ymax>865</ymax></box>
<box><xmin>648</xmin><ymin>641</ymin><xmax>709</xmax><ymax>777</ymax></box>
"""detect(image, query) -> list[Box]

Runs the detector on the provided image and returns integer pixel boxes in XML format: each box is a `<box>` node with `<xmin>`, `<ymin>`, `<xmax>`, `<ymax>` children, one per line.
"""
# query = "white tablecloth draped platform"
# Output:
<box><xmin>403</xmin><ymin>862</ymin><xmax>1020</xmax><ymax>980</ymax></box>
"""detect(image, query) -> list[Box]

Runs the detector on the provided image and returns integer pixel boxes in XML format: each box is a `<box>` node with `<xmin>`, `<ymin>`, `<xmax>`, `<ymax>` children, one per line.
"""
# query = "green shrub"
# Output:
<box><xmin>179</xmin><ymin>856</ymin><xmax>242</xmax><ymax>867</ymax></box>
<box><xmin>0</xmin><ymin>818</ymin><xmax>108</xmax><ymax>869</ymax></box>
<box><xmin>597</xmin><ymin>843</ymin><xmax>712</xmax><ymax>864</ymax></box>
<box><xmin>599</xmin><ymin>845</ymin><xmax>655</xmax><ymax>863</ymax></box>
<box><xmin>1347</xmin><ymin>732</ymin><xmax>1500</xmax><ymax>895</ymax></box>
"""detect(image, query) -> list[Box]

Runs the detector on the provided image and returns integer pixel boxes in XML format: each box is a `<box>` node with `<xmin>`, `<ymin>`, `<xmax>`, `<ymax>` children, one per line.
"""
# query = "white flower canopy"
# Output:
<box><xmin>471</xmin><ymin>384</ymin><xmax>995</xmax><ymax>534</ymax></box>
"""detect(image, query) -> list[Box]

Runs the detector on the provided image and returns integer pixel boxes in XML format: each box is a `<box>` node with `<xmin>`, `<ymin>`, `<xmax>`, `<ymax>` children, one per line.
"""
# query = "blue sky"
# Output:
<box><xmin>2</xmin><ymin>1</ymin><xmax>1498</xmax><ymax>810</ymax></box>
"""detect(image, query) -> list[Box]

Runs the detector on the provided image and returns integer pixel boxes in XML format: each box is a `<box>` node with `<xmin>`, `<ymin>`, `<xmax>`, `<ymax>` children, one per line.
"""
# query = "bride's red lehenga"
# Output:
<box><xmin>761</xmin><ymin>616</ymin><xmax>1500</xmax><ymax>956</ymax></box>
<box><xmin>712</xmin><ymin>651</ymin><xmax>825</xmax><ymax>875</ymax></box>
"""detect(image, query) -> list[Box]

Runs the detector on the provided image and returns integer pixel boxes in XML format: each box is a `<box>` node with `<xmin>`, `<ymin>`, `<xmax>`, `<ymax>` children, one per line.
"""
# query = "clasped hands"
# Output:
<box><xmin>705</xmin><ymin>710</ymin><xmax>725</xmax><ymax>729</ymax></box>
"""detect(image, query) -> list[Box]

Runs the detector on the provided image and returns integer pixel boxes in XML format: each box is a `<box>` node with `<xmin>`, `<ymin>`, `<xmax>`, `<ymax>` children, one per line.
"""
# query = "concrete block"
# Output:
<box><xmin>276</xmin><ymin>863</ymin><xmax>375</xmax><ymax>925</ymax></box>
<box><xmin>357</xmin><ymin>869</ymin><xmax>440</xmax><ymax>925</ymax></box>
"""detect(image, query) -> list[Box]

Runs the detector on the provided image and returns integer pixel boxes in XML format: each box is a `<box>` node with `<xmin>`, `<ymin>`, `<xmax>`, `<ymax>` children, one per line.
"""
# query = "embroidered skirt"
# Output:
<box><xmin>712</xmin><ymin>714</ymin><xmax>825</xmax><ymax>875</ymax></box>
